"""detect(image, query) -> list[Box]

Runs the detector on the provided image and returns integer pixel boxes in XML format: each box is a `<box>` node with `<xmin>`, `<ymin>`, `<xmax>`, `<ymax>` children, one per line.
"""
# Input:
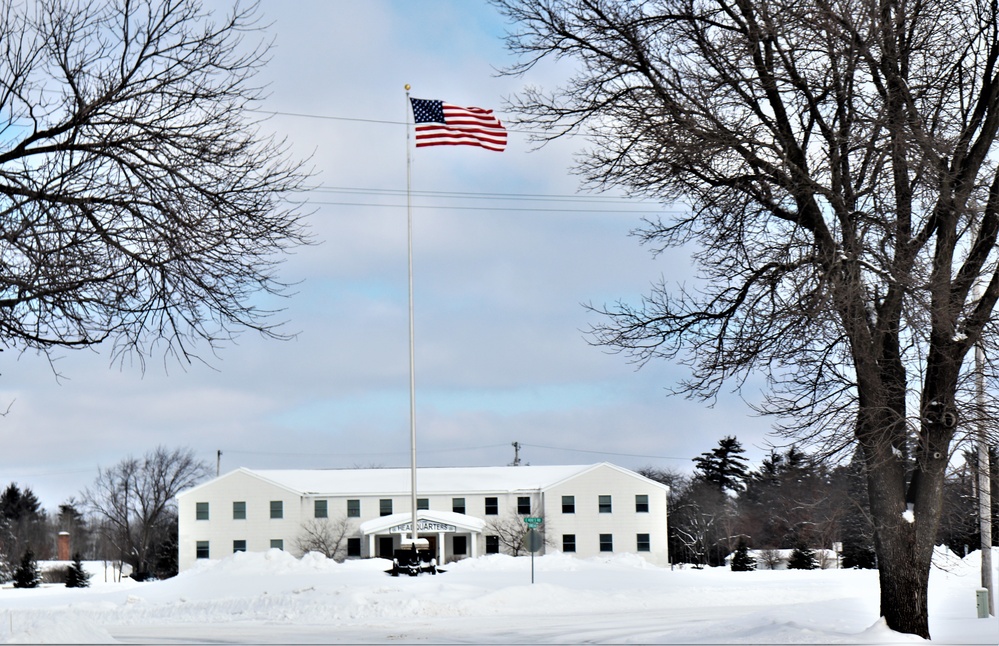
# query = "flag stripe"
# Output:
<box><xmin>414</xmin><ymin>126</ymin><xmax>506</xmax><ymax>141</ymax></box>
<box><xmin>410</xmin><ymin>98</ymin><xmax>507</xmax><ymax>152</ymax></box>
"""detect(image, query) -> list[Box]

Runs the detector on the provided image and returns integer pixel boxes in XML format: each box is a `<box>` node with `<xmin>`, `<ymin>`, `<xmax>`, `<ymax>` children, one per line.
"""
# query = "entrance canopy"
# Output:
<box><xmin>359</xmin><ymin>509</ymin><xmax>486</xmax><ymax>537</ymax></box>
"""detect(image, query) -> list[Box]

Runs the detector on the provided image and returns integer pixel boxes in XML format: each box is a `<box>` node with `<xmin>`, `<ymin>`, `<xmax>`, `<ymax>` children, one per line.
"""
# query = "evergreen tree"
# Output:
<box><xmin>841</xmin><ymin>536</ymin><xmax>877</xmax><ymax>569</ymax></box>
<box><xmin>65</xmin><ymin>553</ymin><xmax>90</xmax><ymax>588</ymax></box>
<box><xmin>840</xmin><ymin>451</ymin><xmax>877</xmax><ymax>569</ymax></box>
<box><xmin>0</xmin><ymin>546</ymin><xmax>10</xmax><ymax>584</ymax></box>
<box><xmin>12</xmin><ymin>548</ymin><xmax>40</xmax><ymax>588</ymax></box>
<box><xmin>0</xmin><ymin>484</ymin><xmax>49</xmax><ymax>561</ymax></box>
<box><xmin>730</xmin><ymin>539</ymin><xmax>756</xmax><ymax>571</ymax></box>
<box><xmin>693</xmin><ymin>436</ymin><xmax>750</xmax><ymax>494</ymax></box>
<box><xmin>787</xmin><ymin>543</ymin><xmax>818</xmax><ymax>570</ymax></box>
<box><xmin>0</xmin><ymin>484</ymin><xmax>42</xmax><ymax>520</ymax></box>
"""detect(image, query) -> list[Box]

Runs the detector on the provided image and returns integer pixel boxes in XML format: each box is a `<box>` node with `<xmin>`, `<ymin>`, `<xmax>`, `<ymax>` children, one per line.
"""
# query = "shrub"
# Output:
<box><xmin>788</xmin><ymin>543</ymin><xmax>818</xmax><ymax>570</ymax></box>
<box><xmin>12</xmin><ymin>549</ymin><xmax>41</xmax><ymax>588</ymax></box>
<box><xmin>65</xmin><ymin>554</ymin><xmax>91</xmax><ymax>588</ymax></box>
<box><xmin>757</xmin><ymin>548</ymin><xmax>784</xmax><ymax>570</ymax></box>
<box><xmin>43</xmin><ymin>565</ymin><xmax>71</xmax><ymax>584</ymax></box>
<box><xmin>730</xmin><ymin>540</ymin><xmax>756</xmax><ymax>571</ymax></box>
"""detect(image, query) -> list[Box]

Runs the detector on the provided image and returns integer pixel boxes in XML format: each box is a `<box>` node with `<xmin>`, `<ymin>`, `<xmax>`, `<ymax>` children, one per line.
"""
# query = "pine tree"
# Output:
<box><xmin>65</xmin><ymin>553</ymin><xmax>90</xmax><ymax>588</ymax></box>
<box><xmin>788</xmin><ymin>543</ymin><xmax>818</xmax><ymax>570</ymax></box>
<box><xmin>730</xmin><ymin>539</ymin><xmax>756</xmax><ymax>571</ymax></box>
<box><xmin>693</xmin><ymin>436</ymin><xmax>750</xmax><ymax>494</ymax></box>
<box><xmin>0</xmin><ymin>548</ymin><xmax>10</xmax><ymax>584</ymax></box>
<box><xmin>12</xmin><ymin>548</ymin><xmax>40</xmax><ymax>588</ymax></box>
<box><xmin>840</xmin><ymin>450</ymin><xmax>877</xmax><ymax>569</ymax></box>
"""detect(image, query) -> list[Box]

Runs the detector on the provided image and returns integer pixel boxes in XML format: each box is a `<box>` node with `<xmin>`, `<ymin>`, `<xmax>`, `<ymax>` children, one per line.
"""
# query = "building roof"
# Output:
<box><xmin>246</xmin><ymin>464</ymin><xmax>598</xmax><ymax>496</ymax></box>
<box><xmin>178</xmin><ymin>463</ymin><xmax>669</xmax><ymax>499</ymax></box>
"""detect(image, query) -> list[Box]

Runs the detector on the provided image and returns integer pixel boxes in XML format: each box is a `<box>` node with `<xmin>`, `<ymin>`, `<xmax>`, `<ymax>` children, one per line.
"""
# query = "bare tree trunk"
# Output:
<box><xmin>866</xmin><ymin>458</ymin><xmax>929</xmax><ymax>636</ymax></box>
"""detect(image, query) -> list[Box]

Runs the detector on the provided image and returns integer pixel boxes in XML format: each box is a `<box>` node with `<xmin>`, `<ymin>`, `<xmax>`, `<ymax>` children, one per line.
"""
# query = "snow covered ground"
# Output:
<box><xmin>1</xmin><ymin>548</ymin><xmax>996</xmax><ymax>644</ymax></box>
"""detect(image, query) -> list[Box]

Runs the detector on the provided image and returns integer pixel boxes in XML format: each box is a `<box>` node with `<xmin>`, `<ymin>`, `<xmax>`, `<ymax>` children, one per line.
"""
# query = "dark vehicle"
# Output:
<box><xmin>388</xmin><ymin>548</ymin><xmax>438</xmax><ymax>577</ymax></box>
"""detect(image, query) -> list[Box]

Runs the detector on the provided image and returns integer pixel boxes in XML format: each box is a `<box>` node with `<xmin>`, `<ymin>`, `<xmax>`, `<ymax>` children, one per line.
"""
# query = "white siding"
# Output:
<box><xmin>178</xmin><ymin>470</ymin><xmax>305</xmax><ymax>571</ymax></box>
<box><xmin>543</xmin><ymin>464</ymin><xmax>669</xmax><ymax>565</ymax></box>
<box><xmin>177</xmin><ymin>463</ymin><xmax>668</xmax><ymax>570</ymax></box>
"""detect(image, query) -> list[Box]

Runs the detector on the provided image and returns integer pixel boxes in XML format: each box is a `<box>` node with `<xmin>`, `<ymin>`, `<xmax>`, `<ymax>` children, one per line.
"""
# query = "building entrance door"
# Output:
<box><xmin>378</xmin><ymin>536</ymin><xmax>394</xmax><ymax>558</ymax></box>
<box><xmin>423</xmin><ymin>535</ymin><xmax>437</xmax><ymax>561</ymax></box>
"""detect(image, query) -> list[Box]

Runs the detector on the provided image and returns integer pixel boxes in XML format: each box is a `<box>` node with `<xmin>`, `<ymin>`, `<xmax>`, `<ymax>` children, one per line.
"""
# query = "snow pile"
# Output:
<box><xmin>1</xmin><ymin>547</ymin><xmax>996</xmax><ymax>643</ymax></box>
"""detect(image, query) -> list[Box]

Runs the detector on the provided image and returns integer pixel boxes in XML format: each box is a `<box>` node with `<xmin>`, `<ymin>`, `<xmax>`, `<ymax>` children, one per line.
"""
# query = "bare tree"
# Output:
<box><xmin>497</xmin><ymin>0</ymin><xmax>999</xmax><ymax>637</ymax></box>
<box><xmin>295</xmin><ymin>516</ymin><xmax>353</xmax><ymax>562</ymax></box>
<box><xmin>485</xmin><ymin>510</ymin><xmax>551</xmax><ymax>556</ymax></box>
<box><xmin>757</xmin><ymin>548</ymin><xmax>784</xmax><ymax>571</ymax></box>
<box><xmin>84</xmin><ymin>446</ymin><xmax>210</xmax><ymax>576</ymax></box>
<box><xmin>0</xmin><ymin>0</ymin><xmax>310</xmax><ymax>368</ymax></box>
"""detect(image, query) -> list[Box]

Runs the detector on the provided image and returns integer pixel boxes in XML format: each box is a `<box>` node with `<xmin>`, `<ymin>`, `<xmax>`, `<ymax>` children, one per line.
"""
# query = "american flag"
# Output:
<box><xmin>410</xmin><ymin>98</ymin><xmax>507</xmax><ymax>152</ymax></box>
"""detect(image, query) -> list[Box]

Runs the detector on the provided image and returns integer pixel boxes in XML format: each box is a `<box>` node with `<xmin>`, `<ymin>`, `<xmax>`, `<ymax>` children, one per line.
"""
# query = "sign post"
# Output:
<box><xmin>523</xmin><ymin>518</ymin><xmax>544</xmax><ymax>584</ymax></box>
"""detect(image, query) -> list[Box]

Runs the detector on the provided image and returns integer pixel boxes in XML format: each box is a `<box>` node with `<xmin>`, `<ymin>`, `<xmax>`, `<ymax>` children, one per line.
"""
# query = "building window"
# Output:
<box><xmin>233</xmin><ymin>540</ymin><xmax>246</xmax><ymax>553</ymax></box>
<box><xmin>195</xmin><ymin>502</ymin><xmax>209</xmax><ymax>520</ymax></box>
<box><xmin>517</xmin><ymin>496</ymin><xmax>531</xmax><ymax>515</ymax></box>
<box><xmin>562</xmin><ymin>534</ymin><xmax>576</xmax><ymax>553</ymax></box>
<box><xmin>418</xmin><ymin>498</ymin><xmax>429</xmax><ymax>510</ymax></box>
<box><xmin>347</xmin><ymin>499</ymin><xmax>360</xmax><ymax>517</ymax></box>
<box><xmin>485</xmin><ymin>497</ymin><xmax>498</xmax><ymax>515</ymax></box>
<box><xmin>600</xmin><ymin>534</ymin><xmax>613</xmax><ymax>552</ymax></box>
<box><xmin>486</xmin><ymin>535</ymin><xmax>500</xmax><ymax>554</ymax></box>
<box><xmin>270</xmin><ymin>539</ymin><xmax>283</xmax><ymax>550</ymax></box>
<box><xmin>196</xmin><ymin>541</ymin><xmax>209</xmax><ymax>559</ymax></box>
<box><xmin>233</xmin><ymin>501</ymin><xmax>246</xmax><ymax>520</ymax></box>
<box><xmin>453</xmin><ymin>535</ymin><xmax>467</xmax><ymax>556</ymax></box>
<box><xmin>598</xmin><ymin>495</ymin><xmax>612</xmax><ymax>513</ymax></box>
<box><xmin>315</xmin><ymin>499</ymin><xmax>328</xmax><ymax>518</ymax></box>
<box><xmin>380</xmin><ymin>499</ymin><xmax>393</xmax><ymax>516</ymax></box>
<box><xmin>635</xmin><ymin>494</ymin><xmax>649</xmax><ymax>513</ymax></box>
<box><xmin>637</xmin><ymin>534</ymin><xmax>651</xmax><ymax>552</ymax></box>
<box><xmin>270</xmin><ymin>500</ymin><xmax>283</xmax><ymax>519</ymax></box>
<box><xmin>452</xmin><ymin>497</ymin><xmax>465</xmax><ymax>514</ymax></box>
<box><xmin>562</xmin><ymin>495</ymin><xmax>575</xmax><ymax>513</ymax></box>
<box><xmin>347</xmin><ymin>538</ymin><xmax>361</xmax><ymax>557</ymax></box>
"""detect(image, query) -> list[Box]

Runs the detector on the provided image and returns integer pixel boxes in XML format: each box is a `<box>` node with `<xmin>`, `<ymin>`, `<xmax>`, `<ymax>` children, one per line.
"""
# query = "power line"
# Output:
<box><xmin>249</xmin><ymin>108</ymin><xmax>559</xmax><ymax>136</ymax></box>
<box><xmin>521</xmin><ymin>443</ymin><xmax>691</xmax><ymax>461</ymax></box>
<box><xmin>292</xmin><ymin>185</ymin><xmax>673</xmax><ymax>215</ymax></box>
<box><xmin>221</xmin><ymin>443</ymin><xmax>692</xmax><ymax>462</ymax></box>
<box><xmin>251</xmin><ymin>109</ymin><xmax>404</xmax><ymax>125</ymax></box>
<box><xmin>289</xmin><ymin>199</ymin><xmax>664</xmax><ymax>215</ymax></box>
<box><xmin>308</xmin><ymin>185</ymin><xmax>647</xmax><ymax>204</ymax></box>
<box><xmin>222</xmin><ymin>443</ymin><xmax>512</xmax><ymax>459</ymax></box>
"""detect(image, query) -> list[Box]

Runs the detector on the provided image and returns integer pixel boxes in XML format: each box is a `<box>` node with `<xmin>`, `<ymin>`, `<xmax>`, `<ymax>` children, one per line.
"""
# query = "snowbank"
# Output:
<box><xmin>0</xmin><ymin>547</ymin><xmax>995</xmax><ymax>643</ymax></box>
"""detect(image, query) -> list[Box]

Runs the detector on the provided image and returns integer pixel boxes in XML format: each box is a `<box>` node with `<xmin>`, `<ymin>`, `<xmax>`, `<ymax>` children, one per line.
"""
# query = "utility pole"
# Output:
<box><xmin>510</xmin><ymin>442</ymin><xmax>521</xmax><ymax>466</ymax></box>
<box><xmin>216</xmin><ymin>450</ymin><xmax>222</xmax><ymax>478</ymax></box>
<box><xmin>975</xmin><ymin>283</ymin><xmax>994</xmax><ymax>616</ymax></box>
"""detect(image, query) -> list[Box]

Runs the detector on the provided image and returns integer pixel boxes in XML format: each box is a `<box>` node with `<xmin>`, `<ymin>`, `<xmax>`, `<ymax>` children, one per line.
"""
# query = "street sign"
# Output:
<box><xmin>524</xmin><ymin>516</ymin><xmax>543</xmax><ymax>527</ymax></box>
<box><xmin>525</xmin><ymin>528</ymin><xmax>543</xmax><ymax>553</ymax></box>
<box><xmin>522</xmin><ymin>528</ymin><xmax>543</xmax><ymax>584</ymax></box>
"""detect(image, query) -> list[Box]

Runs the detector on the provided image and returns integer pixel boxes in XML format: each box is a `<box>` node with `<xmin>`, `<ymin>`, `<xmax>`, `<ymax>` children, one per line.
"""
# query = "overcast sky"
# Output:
<box><xmin>1</xmin><ymin>0</ymin><xmax>781</xmax><ymax>510</ymax></box>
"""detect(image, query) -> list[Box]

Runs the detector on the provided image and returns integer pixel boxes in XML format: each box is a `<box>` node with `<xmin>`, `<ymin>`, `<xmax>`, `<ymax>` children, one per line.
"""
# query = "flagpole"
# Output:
<box><xmin>404</xmin><ymin>84</ymin><xmax>418</xmax><ymax>551</ymax></box>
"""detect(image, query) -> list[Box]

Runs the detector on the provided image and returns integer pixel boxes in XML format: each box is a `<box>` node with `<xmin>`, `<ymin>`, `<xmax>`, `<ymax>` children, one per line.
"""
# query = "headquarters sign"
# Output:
<box><xmin>390</xmin><ymin>520</ymin><xmax>457</xmax><ymax>534</ymax></box>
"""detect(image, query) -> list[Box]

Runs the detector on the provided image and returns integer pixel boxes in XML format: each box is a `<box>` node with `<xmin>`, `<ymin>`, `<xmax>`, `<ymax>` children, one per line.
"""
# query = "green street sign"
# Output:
<box><xmin>524</xmin><ymin>516</ymin><xmax>543</xmax><ymax>527</ymax></box>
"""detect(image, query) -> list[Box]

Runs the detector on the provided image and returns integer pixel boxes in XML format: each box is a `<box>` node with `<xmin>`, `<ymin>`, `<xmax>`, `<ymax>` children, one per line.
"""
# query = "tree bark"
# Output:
<box><xmin>864</xmin><ymin>443</ymin><xmax>929</xmax><ymax>637</ymax></box>
<box><xmin>495</xmin><ymin>0</ymin><xmax>999</xmax><ymax>637</ymax></box>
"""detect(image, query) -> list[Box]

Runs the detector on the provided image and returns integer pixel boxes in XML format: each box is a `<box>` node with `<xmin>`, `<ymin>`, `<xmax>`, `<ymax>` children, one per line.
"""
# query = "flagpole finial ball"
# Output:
<box><xmin>404</xmin><ymin>84</ymin><xmax>411</xmax><ymax>91</ymax></box>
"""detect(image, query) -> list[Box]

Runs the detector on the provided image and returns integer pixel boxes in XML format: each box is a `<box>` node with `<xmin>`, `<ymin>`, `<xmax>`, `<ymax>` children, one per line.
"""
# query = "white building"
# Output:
<box><xmin>177</xmin><ymin>463</ymin><xmax>669</xmax><ymax>571</ymax></box>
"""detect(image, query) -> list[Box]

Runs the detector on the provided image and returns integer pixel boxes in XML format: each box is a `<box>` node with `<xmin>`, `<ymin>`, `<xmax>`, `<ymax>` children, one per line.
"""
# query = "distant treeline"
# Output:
<box><xmin>640</xmin><ymin>436</ymin><xmax>999</xmax><ymax>568</ymax></box>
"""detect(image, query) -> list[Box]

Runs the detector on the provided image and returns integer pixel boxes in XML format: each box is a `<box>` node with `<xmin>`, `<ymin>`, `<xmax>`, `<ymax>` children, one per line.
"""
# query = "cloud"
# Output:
<box><xmin>1</xmin><ymin>0</ymin><xmax>780</xmax><ymax>509</ymax></box>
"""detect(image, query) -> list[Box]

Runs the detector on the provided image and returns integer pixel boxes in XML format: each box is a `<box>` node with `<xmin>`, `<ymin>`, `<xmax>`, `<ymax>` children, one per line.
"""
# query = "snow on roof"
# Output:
<box><xmin>359</xmin><ymin>509</ymin><xmax>486</xmax><ymax>534</ymax></box>
<box><xmin>243</xmin><ymin>464</ymin><xmax>601</xmax><ymax>496</ymax></box>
